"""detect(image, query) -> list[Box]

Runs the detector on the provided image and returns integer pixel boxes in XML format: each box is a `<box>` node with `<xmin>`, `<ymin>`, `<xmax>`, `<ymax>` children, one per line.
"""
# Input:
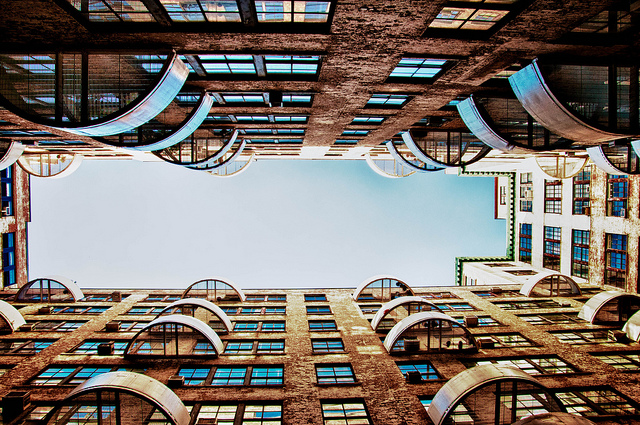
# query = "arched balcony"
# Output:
<box><xmin>124</xmin><ymin>315</ymin><xmax>223</xmax><ymax>358</ymax></box>
<box><xmin>0</xmin><ymin>300</ymin><xmax>26</xmax><ymax>333</ymax></box>
<box><xmin>18</xmin><ymin>153</ymin><xmax>82</xmax><ymax>178</ymax></box>
<box><xmin>181</xmin><ymin>277</ymin><xmax>246</xmax><ymax>302</ymax></box>
<box><xmin>94</xmin><ymin>91</ymin><xmax>213</xmax><ymax>151</ymax></box>
<box><xmin>578</xmin><ymin>291</ymin><xmax>640</xmax><ymax>324</ymax></box>
<box><xmin>0</xmin><ymin>140</ymin><xmax>25</xmax><ymax>171</ymax></box>
<box><xmin>370</xmin><ymin>296</ymin><xmax>441</xmax><ymax>332</ymax></box>
<box><xmin>42</xmin><ymin>371</ymin><xmax>190</xmax><ymax>425</ymax></box>
<box><xmin>519</xmin><ymin>272</ymin><xmax>581</xmax><ymax>297</ymax></box>
<box><xmin>586</xmin><ymin>143</ymin><xmax>640</xmax><ymax>175</ymax></box>
<box><xmin>383</xmin><ymin>311</ymin><xmax>477</xmax><ymax>353</ymax></box>
<box><xmin>15</xmin><ymin>276</ymin><xmax>84</xmax><ymax>302</ymax></box>
<box><xmin>0</xmin><ymin>51</ymin><xmax>189</xmax><ymax>137</ymax></box>
<box><xmin>400</xmin><ymin>130</ymin><xmax>490</xmax><ymax>168</ymax></box>
<box><xmin>509</xmin><ymin>59</ymin><xmax>640</xmax><ymax>144</ymax></box>
<box><xmin>352</xmin><ymin>276</ymin><xmax>414</xmax><ymax>302</ymax></box>
<box><xmin>364</xmin><ymin>151</ymin><xmax>417</xmax><ymax>178</ymax></box>
<box><xmin>428</xmin><ymin>364</ymin><xmax>564</xmax><ymax>425</ymax></box>
<box><xmin>158</xmin><ymin>298</ymin><xmax>233</xmax><ymax>333</ymax></box>
<box><xmin>385</xmin><ymin>140</ymin><xmax>443</xmax><ymax>173</ymax></box>
<box><xmin>457</xmin><ymin>95</ymin><xmax>572</xmax><ymax>151</ymax></box>
<box><xmin>534</xmin><ymin>154</ymin><xmax>589</xmax><ymax>179</ymax></box>
<box><xmin>208</xmin><ymin>153</ymin><xmax>255</xmax><ymax>178</ymax></box>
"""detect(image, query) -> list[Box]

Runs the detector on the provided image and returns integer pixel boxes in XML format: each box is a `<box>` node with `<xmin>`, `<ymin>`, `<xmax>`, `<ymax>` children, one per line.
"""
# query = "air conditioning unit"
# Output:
<box><xmin>477</xmin><ymin>338</ymin><xmax>495</xmax><ymax>349</ymax></box>
<box><xmin>464</xmin><ymin>316</ymin><xmax>479</xmax><ymax>327</ymax></box>
<box><xmin>111</xmin><ymin>291</ymin><xmax>122</xmax><ymax>302</ymax></box>
<box><xmin>105</xmin><ymin>322</ymin><xmax>120</xmax><ymax>332</ymax></box>
<box><xmin>608</xmin><ymin>330</ymin><xmax>628</xmax><ymax>343</ymax></box>
<box><xmin>37</xmin><ymin>306</ymin><xmax>51</xmax><ymax>314</ymax></box>
<box><xmin>168</xmin><ymin>375</ymin><xmax>185</xmax><ymax>388</ymax></box>
<box><xmin>1</xmin><ymin>391</ymin><xmax>31</xmax><ymax>423</ymax></box>
<box><xmin>19</xmin><ymin>324</ymin><xmax>34</xmax><ymax>332</ymax></box>
<box><xmin>404</xmin><ymin>338</ymin><xmax>420</xmax><ymax>352</ymax></box>
<box><xmin>97</xmin><ymin>342</ymin><xmax>114</xmax><ymax>355</ymax></box>
<box><xmin>406</xmin><ymin>371</ymin><xmax>422</xmax><ymax>384</ymax></box>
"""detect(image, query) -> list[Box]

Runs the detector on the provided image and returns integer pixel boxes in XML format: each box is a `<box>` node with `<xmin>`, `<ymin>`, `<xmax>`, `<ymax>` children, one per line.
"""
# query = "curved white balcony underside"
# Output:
<box><xmin>456</xmin><ymin>97</ymin><xmax>513</xmax><ymax>151</ymax></box>
<box><xmin>0</xmin><ymin>141</ymin><xmax>25</xmax><ymax>171</ymax></box>
<box><xmin>42</xmin><ymin>53</ymin><xmax>189</xmax><ymax>137</ymax></box>
<box><xmin>586</xmin><ymin>146</ymin><xmax>629</xmax><ymax>175</ymax></box>
<box><xmin>578</xmin><ymin>290</ymin><xmax>640</xmax><ymax>323</ymax></box>
<box><xmin>519</xmin><ymin>272</ymin><xmax>581</xmax><ymax>297</ymax></box>
<box><xmin>623</xmin><ymin>310</ymin><xmax>640</xmax><ymax>341</ymax></box>
<box><xmin>370</xmin><ymin>296</ymin><xmax>441</xmax><ymax>331</ymax></box>
<box><xmin>182</xmin><ymin>276</ymin><xmax>247</xmax><ymax>302</ymax></box>
<box><xmin>399</xmin><ymin>131</ymin><xmax>449</xmax><ymax>169</ymax></box>
<box><xmin>160</xmin><ymin>298</ymin><xmax>233</xmax><ymax>332</ymax></box>
<box><xmin>64</xmin><ymin>371</ymin><xmax>191</xmax><ymax>425</ymax></box>
<box><xmin>428</xmin><ymin>364</ymin><xmax>555</xmax><ymax>425</ymax></box>
<box><xmin>18</xmin><ymin>153</ymin><xmax>83</xmax><ymax>178</ymax></box>
<box><xmin>209</xmin><ymin>153</ymin><xmax>255</xmax><ymax>178</ymax></box>
<box><xmin>383</xmin><ymin>311</ymin><xmax>471</xmax><ymax>352</ymax></box>
<box><xmin>127</xmin><ymin>92</ymin><xmax>214</xmax><ymax>152</ymax></box>
<box><xmin>386</xmin><ymin>140</ymin><xmax>442</xmax><ymax>172</ymax></box>
<box><xmin>0</xmin><ymin>300</ymin><xmax>26</xmax><ymax>332</ymax></box>
<box><xmin>17</xmin><ymin>275</ymin><xmax>84</xmax><ymax>302</ymax></box>
<box><xmin>535</xmin><ymin>155</ymin><xmax>588</xmax><ymax>180</ymax></box>
<box><xmin>352</xmin><ymin>275</ymin><xmax>413</xmax><ymax>301</ymax></box>
<box><xmin>187</xmin><ymin>137</ymin><xmax>247</xmax><ymax>171</ymax></box>
<box><xmin>364</xmin><ymin>153</ymin><xmax>415</xmax><ymax>179</ymax></box>
<box><xmin>509</xmin><ymin>59</ymin><xmax>627</xmax><ymax>144</ymax></box>
<box><xmin>177</xmin><ymin>130</ymin><xmax>239</xmax><ymax>169</ymax></box>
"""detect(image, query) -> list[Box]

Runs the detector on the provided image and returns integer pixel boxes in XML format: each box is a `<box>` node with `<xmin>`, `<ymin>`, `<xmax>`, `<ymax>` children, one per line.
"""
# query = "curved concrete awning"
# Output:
<box><xmin>578</xmin><ymin>291</ymin><xmax>640</xmax><ymax>323</ymax></box>
<box><xmin>182</xmin><ymin>277</ymin><xmax>246</xmax><ymax>301</ymax></box>
<box><xmin>370</xmin><ymin>296</ymin><xmax>441</xmax><ymax>331</ymax></box>
<box><xmin>209</xmin><ymin>153</ymin><xmax>255</xmax><ymax>178</ymax></box>
<box><xmin>125</xmin><ymin>314</ymin><xmax>224</xmax><ymax>357</ymax></box>
<box><xmin>364</xmin><ymin>152</ymin><xmax>415</xmax><ymax>178</ymax></box>
<box><xmin>385</xmin><ymin>140</ymin><xmax>442</xmax><ymax>173</ymax></box>
<box><xmin>0</xmin><ymin>299</ymin><xmax>26</xmax><ymax>332</ymax></box>
<box><xmin>18</xmin><ymin>153</ymin><xmax>82</xmax><ymax>178</ymax></box>
<box><xmin>160</xmin><ymin>298</ymin><xmax>233</xmax><ymax>332</ymax></box>
<box><xmin>187</xmin><ymin>137</ymin><xmax>247</xmax><ymax>170</ymax></box>
<box><xmin>352</xmin><ymin>275</ymin><xmax>414</xmax><ymax>301</ymax></box>
<box><xmin>400</xmin><ymin>131</ymin><xmax>450</xmax><ymax>169</ymax></box>
<box><xmin>457</xmin><ymin>96</ymin><xmax>513</xmax><ymax>151</ymax></box>
<box><xmin>428</xmin><ymin>364</ymin><xmax>564</xmax><ymax>425</ymax></box>
<box><xmin>586</xmin><ymin>144</ymin><xmax>640</xmax><ymax>175</ymax></box>
<box><xmin>383</xmin><ymin>311</ymin><xmax>476</xmax><ymax>352</ymax></box>
<box><xmin>509</xmin><ymin>59</ymin><xmax>632</xmax><ymax>144</ymax></box>
<box><xmin>16</xmin><ymin>276</ymin><xmax>84</xmax><ymax>302</ymax></box>
<box><xmin>120</xmin><ymin>92</ymin><xmax>214</xmax><ymax>152</ymax></box>
<box><xmin>60</xmin><ymin>371</ymin><xmax>190</xmax><ymax>425</ymax></box>
<box><xmin>0</xmin><ymin>141</ymin><xmax>25</xmax><ymax>171</ymax></box>
<box><xmin>519</xmin><ymin>272</ymin><xmax>581</xmax><ymax>297</ymax></box>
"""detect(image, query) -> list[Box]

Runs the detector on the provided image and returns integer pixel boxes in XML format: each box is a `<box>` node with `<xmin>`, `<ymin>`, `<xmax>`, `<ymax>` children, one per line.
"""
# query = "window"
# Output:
<box><xmin>554</xmin><ymin>387</ymin><xmax>640</xmax><ymax>417</ymax></box>
<box><xmin>464</xmin><ymin>356</ymin><xmax>576</xmax><ymax>375</ymax></box>
<box><xmin>305</xmin><ymin>294</ymin><xmax>327</xmax><ymax>301</ymax></box>
<box><xmin>0</xmin><ymin>167</ymin><xmax>13</xmax><ymax>217</ymax></box>
<box><xmin>245</xmin><ymin>294</ymin><xmax>286</xmax><ymax>301</ymax></box>
<box><xmin>387</xmin><ymin>58</ymin><xmax>452</xmax><ymax>82</ymax></box>
<box><xmin>341</xmin><ymin>129</ymin><xmax>369</xmax><ymax>136</ymax></box>
<box><xmin>453</xmin><ymin>316</ymin><xmax>500</xmax><ymax>327</ymax></box>
<box><xmin>543</xmin><ymin>226</ymin><xmax>561</xmax><ymax>271</ymax></box>
<box><xmin>396</xmin><ymin>361</ymin><xmax>440</xmax><ymax>381</ymax></box>
<box><xmin>192</xmin><ymin>54</ymin><xmax>321</xmax><ymax>79</ymax></box>
<box><xmin>605</xmin><ymin>233</ymin><xmax>627</xmax><ymax>288</ymax></box>
<box><xmin>70</xmin><ymin>340</ymin><xmax>128</xmax><ymax>354</ymax></box>
<box><xmin>113</xmin><ymin>321</ymin><xmax>151</xmax><ymax>331</ymax></box>
<box><xmin>519</xmin><ymin>173</ymin><xmax>533</xmax><ymax>212</ymax></box>
<box><xmin>572</xmin><ymin>229</ymin><xmax>590</xmax><ymax>279</ymax></box>
<box><xmin>572</xmin><ymin>9</ymin><xmax>633</xmax><ymax>34</ymax></box>
<box><xmin>593</xmin><ymin>352</ymin><xmax>640</xmax><ymax>370</ymax></box>
<box><xmin>421</xmin><ymin>292</ymin><xmax>456</xmax><ymax>299</ymax></box>
<box><xmin>144</xmin><ymin>294</ymin><xmax>180</xmax><ymax>302</ymax></box>
<box><xmin>312</xmin><ymin>338</ymin><xmax>345</xmax><ymax>353</ymax></box>
<box><xmin>309</xmin><ymin>320</ymin><xmax>337</xmax><ymax>331</ymax></box>
<box><xmin>80</xmin><ymin>294</ymin><xmax>127</xmax><ymax>302</ymax></box>
<box><xmin>192</xmin><ymin>403</ymin><xmax>282</xmax><ymax>425</ymax></box>
<box><xmin>436</xmin><ymin>302</ymin><xmax>475</xmax><ymax>311</ymax></box>
<box><xmin>551</xmin><ymin>330</ymin><xmax>618</xmax><ymax>344</ymax></box>
<box><xmin>519</xmin><ymin>313</ymin><xmax>585</xmax><ymax>325</ymax></box>
<box><xmin>427</xmin><ymin>1</ymin><xmax>516</xmax><ymax>33</ymax></box>
<box><xmin>499</xmin><ymin>185</ymin><xmax>507</xmax><ymax>205</ymax></box>
<box><xmin>316</xmin><ymin>364</ymin><xmax>356</xmax><ymax>384</ymax></box>
<box><xmin>544</xmin><ymin>180</ymin><xmax>562</xmax><ymax>214</ymax></box>
<box><xmin>573</xmin><ymin>167</ymin><xmax>591</xmax><ymax>214</ymax></box>
<box><xmin>179</xmin><ymin>365</ymin><xmax>283</xmax><ymax>386</ymax></box>
<box><xmin>483</xmin><ymin>333</ymin><xmax>534</xmax><ymax>347</ymax></box>
<box><xmin>0</xmin><ymin>340</ymin><xmax>54</xmax><ymax>354</ymax></box>
<box><xmin>351</xmin><ymin>116</ymin><xmax>386</xmax><ymax>124</ymax></box>
<box><xmin>233</xmin><ymin>321</ymin><xmax>286</xmax><ymax>332</ymax></box>
<box><xmin>255</xmin><ymin>1</ymin><xmax>332</xmax><ymax>23</ymax></box>
<box><xmin>221</xmin><ymin>306</ymin><xmax>286</xmax><ymax>315</ymax></box>
<box><xmin>30</xmin><ymin>366</ymin><xmax>142</xmax><ymax>385</ymax></box>
<box><xmin>506</xmin><ymin>270</ymin><xmax>537</xmax><ymax>276</ymax></box>
<box><xmin>2</xmin><ymin>232</ymin><xmax>15</xmax><ymax>287</ymax></box>
<box><xmin>518</xmin><ymin>223</ymin><xmax>531</xmax><ymax>264</ymax></box>
<box><xmin>607</xmin><ymin>174</ymin><xmax>628</xmax><ymax>217</ymax></box>
<box><xmin>494</xmin><ymin>300</ymin><xmax>564</xmax><ymax>310</ymax></box>
<box><xmin>223</xmin><ymin>340</ymin><xmax>285</xmax><ymax>354</ymax></box>
<box><xmin>51</xmin><ymin>306</ymin><xmax>109</xmax><ymax>315</ymax></box>
<box><xmin>307</xmin><ymin>305</ymin><xmax>331</xmax><ymax>314</ymax></box>
<box><xmin>320</xmin><ymin>400</ymin><xmax>372</xmax><ymax>425</ymax></box>
<box><xmin>358</xmin><ymin>304</ymin><xmax>381</xmax><ymax>314</ymax></box>
<box><xmin>125</xmin><ymin>306</ymin><xmax>165</xmax><ymax>315</ymax></box>
<box><xmin>365</xmin><ymin>94</ymin><xmax>410</xmax><ymax>108</ymax></box>
<box><xmin>216</xmin><ymin>92</ymin><xmax>313</xmax><ymax>107</ymax></box>
<box><xmin>29</xmin><ymin>320</ymin><xmax>85</xmax><ymax>332</ymax></box>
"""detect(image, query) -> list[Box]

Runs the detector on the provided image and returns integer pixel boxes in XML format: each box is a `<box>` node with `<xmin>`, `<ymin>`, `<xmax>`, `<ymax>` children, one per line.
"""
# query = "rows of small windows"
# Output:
<box><xmin>358</xmin><ymin>301</ymin><xmax>475</xmax><ymax>315</ymax></box>
<box><xmin>463</xmin><ymin>356</ymin><xmax>577</xmax><ymax>375</ymax></box>
<box><xmin>221</xmin><ymin>306</ymin><xmax>286</xmax><ymax>315</ymax></box>
<box><xmin>30</xmin><ymin>365</ymin><xmax>144</xmax><ymax>386</ymax></box>
<box><xmin>427</xmin><ymin>0</ymin><xmax>519</xmax><ymax>34</ymax></box>
<box><xmin>177</xmin><ymin>365</ymin><xmax>283</xmax><ymax>385</ymax></box>
<box><xmin>493</xmin><ymin>299</ymin><xmax>568</xmax><ymax>310</ymax></box>
<box><xmin>223</xmin><ymin>340</ymin><xmax>285</xmax><ymax>354</ymax></box>
<box><xmin>206</xmin><ymin>114</ymin><xmax>308</xmax><ymax>123</ymax></box>
<box><xmin>518</xmin><ymin>312</ymin><xmax>586</xmax><ymax>325</ymax></box>
<box><xmin>551</xmin><ymin>329</ymin><xmax>621</xmax><ymax>345</ymax></box>
<box><xmin>519</xmin><ymin>168</ymin><xmax>594</xmax><ymax>216</ymax></box>
<box><xmin>179</xmin><ymin>54</ymin><xmax>321</xmax><ymax>79</ymax></box>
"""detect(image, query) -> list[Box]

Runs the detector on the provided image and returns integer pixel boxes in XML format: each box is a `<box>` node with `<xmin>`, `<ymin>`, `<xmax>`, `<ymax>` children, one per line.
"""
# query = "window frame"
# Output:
<box><xmin>543</xmin><ymin>226</ymin><xmax>561</xmax><ymax>271</ymax></box>
<box><xmin>178</xmin><ymin>364</ymin><xmax>284</xmax><ymax>386</ymax></box>
<box><xmin>571</xmin><ymin>229</ymin><xmax>590</xmax><ymax>279</ymax></box>
<box><xmin>544</xmin><ymin>180</ymin><xmax>562</xmax><ymax>214</ymax></box>
<box><xmin>311</xmin><ymin>338</ymin><xmax>345</xmax><ymax>354</ymax></box>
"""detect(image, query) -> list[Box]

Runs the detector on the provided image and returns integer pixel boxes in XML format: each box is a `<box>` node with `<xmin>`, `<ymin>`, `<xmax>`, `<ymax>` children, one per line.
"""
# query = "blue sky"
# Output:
<box><xmin>28</xmin><ymin>159</ymin><xmax>505</xmax><ymax>289</ymax></box>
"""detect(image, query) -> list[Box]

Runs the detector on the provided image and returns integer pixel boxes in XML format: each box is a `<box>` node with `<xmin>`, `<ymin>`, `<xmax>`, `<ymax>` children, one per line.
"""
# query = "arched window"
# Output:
<box><xmin>181</xmin><ymin>278</ymin><xmax>246</xmax><ymax>302</ymax></box>
<box><xmin>16</xmin><ymin>277</ymin><xmax>84</xmax><ymax>302</ymax></box>
<box><xmin>125</xmin><ymin>315</ymin><xmax>223</xmax><ymax>357</ymax></box>
<box><xmin>400</xmin><ymin>130</ymin><xmax>490</xmax><ymax>168</ymax></box>
<box><xmin>587</xmin><ymin>143</ymin><xmax>640</xmax><ymax>175</ymax></box>
<box><xmin>352</xmin><ymin>276</ymin><xmax>414</xmax><ymax>302</ymax></box>
<box><xmin>364</xmin><ymin>151</ymin><xmax>416</xmax><ymax>178</ymax></box>
<box><xmin>18</xmin><ymin>154</ymin><xmax>82</xmax><ymax>179</ymax></box>
<box><xmin>519</xmin><ymin>273</ymin><xmax>581</xmax><ymax>297</ymax></box>
<box><xmin>578</xmin><ymin>291</ymin><xmax>640</xmax><ymax>324</ymax></box>
<box><xmin>428</xmin><ymin>364</ymin><xmax>564</xmax><ymax>425</ymax></box>
<box><xmin>42</xmin><ymin>371</ymin><xmax>190</xmax><ymax>425</ymax></box>
<box><xmin>383</xmin><ymin>312</ymin><xmax>477</xmax><ymax>353</ymax></box>
<box><xmin>370</xmin><ymin>296</ymin><xmax>441</xmax><ymax>332</ymax></box>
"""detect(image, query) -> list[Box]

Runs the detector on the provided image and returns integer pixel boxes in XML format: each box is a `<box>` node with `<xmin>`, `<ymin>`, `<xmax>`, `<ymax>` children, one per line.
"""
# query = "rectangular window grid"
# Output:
<box><xmin>30</xmin><ymin>320</ymin><xmax>86</xmax><ymax>332</ymax></box>
<box><xmin>321</xmin><ymin>401</ymin><xmax>372</xmax><ymax>425</ymax></box>
<box><xmin>593</xmin><ymin>352</ymin><xmax>640</xmax><ymax>370</ymax></box>
<box><xmin>544</xmin><ymin>180</ymin><xmax>562</xmax><ymax>214</ymax></box>
<box><xmin>485</xmin><ymin>333</ymin><xmax>534</xmax><ymax>347</ymax></box>
<box><xmin>232</xmin><ymin>321</ymin><xmax>286</xmax><ymax>332</ymax></box>
<box><xmin>0</xmin><ymin>340</ymin><xmax>54</xmax><ymax>354</ymax></box>
<box><xmin>453</xmin><ymin>316</ymin><xmax>500</xmax><ymax>327</ymax></box>
<box><xmin>70</xmin><ymin>341</ymin><xmax>128</xmax><ymax>354</ymax></box>
<box><xmin>180</xmin><ymin>366</ymin><xmax>283</xmax><ymax>386</ymax></box>
<box><xmin>0</xmin><ymin>167</ymin><xmax>13</xmax><ymax>217</ymax></box>
<box><xmin>605</xmin><ymin>233</ymin><xmax>627</xmax><ymax>289</ymax></box>
<box><xmin>464</xmin><ymin>356</ymin><xmax>576</xmax><ymax>375</ymax></box>
<box><xmin>193</xmin><ymin>403</ymin><xmax>282</xmax><ymax>425</ymax></box>
<box><xmin>50</xmin><ymin>306</ymin><xmax>110</xmax><ymax>315</ymax></box>
<box><xmin>366</xmin><ymin>94</ymin><xmax>410</xmax><ymax>108</ymax></box>
<box><xmin>2</xmin><ymin>232</ymin><xmax>15</xmax><ymax>286</ymax></box>
<box><xmin>396</xmin><ymin>361</ymin><xmax>440</xmax><ymax>381</ymax></box>
<box><xmin>552</xmin><ymin>330</ymin><xmax>617</xmax><ymax>344</ymax></box>
<box><xmin>316</xmin><ymin>364</ymin><xmax>355</xmax><ymax>384</ymax></box>
<box><xmin>306</xmin><ymin>305</ymin><xmax>332</xmax><ymax>314</ymax></box>
<box><xmin>351</xmin><ymin>116</ymin><xmax>385</xmax><ymax>124</ymax></box>
<box><xmin>305</xmin><ymin>294</ymin><xmax>327</xmax><ymax>301</ymax></box>
<box><xmin>554</xmin><ymin>387</ymin><xmax>639</xmax><ymax>417</ymax></box>
<box><xmin>573</xmin><ymin>167</ymin><xmax>591</xmax><ymax>214</ymax></box>
<box><xmin>543</xmin><ymin>226</ymin><xmax>561</xmax><ymax>271</ymax></box>
<box><xmin>31</xmin><ymin>366</ymin><xmax>142</xmax><ymax>385</ymax></box>
<box><xmin>607</xmin><ymin>174</ymin><xmax>628</xmax><ymax>217</ymax></box>
<box><xmin>309</xmin><ymin>320</ymin><xmax>337</xmax><ymax>331</ymax></box>
<box><xmin>519</xmin><ymin>313</ymin><xmax>585</xmax><ymax>325</ymax></box>
<box><xmin>519</xmin><ymin>173</ymin><xmax>533</xmax><ymax>212</ymax></box>
<box><xmin>519</xmin><ymin>223</ymin><xmax>532</xmax><ymax>263</ymax></box>
<box><xmin>388</xmin><ymin>58</ymin><xmax>450</xmax><ymax>82</ymax></box>
<box><xmin>494</xmin><ymin>300</ymin><xmax>564</xmax><ymax>310</ymax></box>
<box><xmin>125</xmin><ymin>306</ymin><xmax>165</xmax><ymax>315</ymax></box>
<box><xmin>429</xmin><ymin>6</ymin><xmax>510</xmax><ymax>31</ymax></box>
<box><xmin>312</xmin><ymin>338</ymin><xmax>345</xmax><ymax>353</ymax></box>
<box><xmin>255</xmin><ymin>1</ymin><xmax>332</xmax><ymax>23</ymax></box>
<box><xmin>572</xmin><ymin>229</ymin><xmax>590</xmax><ymax>279</ymax></box>
<box><xmin>435</xmin><ymin>302</ymin><xmax>476</xmax><ymax>311</ymax></box>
